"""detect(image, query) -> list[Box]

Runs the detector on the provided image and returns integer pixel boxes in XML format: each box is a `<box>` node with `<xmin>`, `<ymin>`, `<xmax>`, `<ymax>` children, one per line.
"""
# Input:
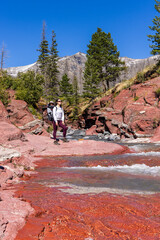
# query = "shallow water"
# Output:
<box><xmin>15</xmin><ymin>141</ymin><xmax>160</xmax><ymax>239</ymax></box>
<box><xmin>33</xmin><ymin>143</ymin><xmax>160</xmax><ymax>195</ymax></box>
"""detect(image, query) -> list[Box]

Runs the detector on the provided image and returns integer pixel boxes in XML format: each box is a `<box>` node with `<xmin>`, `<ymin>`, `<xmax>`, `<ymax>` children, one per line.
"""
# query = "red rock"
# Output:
<box><xmin>150</xmin><ymin>125</ymin><xmax>160</xmax><ymax>142</ymax></box>
<box><xmin>86</xmin><ymin>125</ymin><xmax>97</xmax><ymax>135</ymax></box>
<box><xmin>0</xmin><ymin>168</ymin><xmax>13</xmax><ymax>187</ymax></box>
<box><xmin>104</xmin><ymin>121</ymin><xmax>116</xmax><ymax>134</ymax></box>
<box><xmin>7</xmin><ymin>99</ymin><xmax>34</xmax><ymax>127</ymax></box>
<box><xmin>0</xmin><ymin>191</ymin><xmax>34</xmax><ymax>240</ymax></box>
<box><xmin>124</xmin><ymin>105</ymin><xmax>160</xmax><ymax>135</ymax></box>
<box><xmin>112</xmin><ymin>88</ymin><xmax>133</xmax><ymax>112</ymax></box>
<box><xmin>82</xmin><ymin>76</ymin><xmax>160</xmax><ymax>139</ymax></box>
<box><xmin>0</xmin><ymin>121</ymin><xmax>24</xmax><ymax>144</ymax></box>
<box><xmin>5</xmin><ymin>93</ymin><xmax>49</xmax><ymax>135</ymax></box>
<box><xmin>25</xmin><ymin>135</ymin><xmax>128</xmax><ymax>157</ymax></box>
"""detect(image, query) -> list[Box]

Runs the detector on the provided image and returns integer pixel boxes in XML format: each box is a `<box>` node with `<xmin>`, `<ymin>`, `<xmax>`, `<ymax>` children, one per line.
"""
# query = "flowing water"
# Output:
<box><xmin>34</xmin><ymin>143</ymin><xmax>160</xmax><ymax>195</ymax></box>
<box><xmin>15</xmin><ymin>142</ymin><xmax>160</xmax><ymax>239</ymax></box>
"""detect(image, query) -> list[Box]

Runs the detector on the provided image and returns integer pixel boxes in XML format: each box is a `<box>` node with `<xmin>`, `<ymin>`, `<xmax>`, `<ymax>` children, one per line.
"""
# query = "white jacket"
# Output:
<box><xmin>53</xmin><ymin>106</ymin><xmax>64</xmax><ymax>122</ymax></box>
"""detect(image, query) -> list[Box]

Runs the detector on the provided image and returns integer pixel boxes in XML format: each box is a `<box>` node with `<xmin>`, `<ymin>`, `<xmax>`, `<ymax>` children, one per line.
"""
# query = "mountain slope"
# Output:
<box><xmin>6</xmin><ymin>53</ymin><xmax>160</xmax><ymax>93</ymax></box>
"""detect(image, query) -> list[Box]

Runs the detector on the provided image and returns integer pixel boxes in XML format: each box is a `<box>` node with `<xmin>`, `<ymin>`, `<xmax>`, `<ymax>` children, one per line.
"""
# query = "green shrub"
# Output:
<box><xmin>28</xmin><ymin>105</ymin><xmax>42</xmax><ymax>119</ymax></box>
<box><xmin>156</xmin><ymin>67</ymin><xmax>160</xmax><ymax>76</ymax></box>
<box><xmin>134</xmin><ymin>96</ymin><xmax>139</xmax><ymax>101</ymax></box>
<box><xmin>155</xmin><ymin>88</ymin><xmax>160</xmax><ymax>98</ymax></box>
<box><xmin>0</xmin><ymin>71</ymin><xmax>14</xmax><ymax>89</ymax></box>
<box><xmin>0</xmin><ymin>84</ymin><xmax>9</xmax><ymax>106</ymax></box>
<box><xmin>134</xmin><ymin>72</ymin><xmax>145</xmax><ymax>84</ymax></box>
<box><xmin>153</xmin><ymin>118</ymin><xmax>160</xmax><ymax>128</ymax></box>
<box><xmin>113</xmin><ymin>91</ymin><xmax>120</xmax><ymax>98</ymax></box>
<box><xmin>15</xmin><ymin>71</ymin><xmax>44</xmax><ymax>107</ymax></box>
<box><xmin>47</xmin><ymin>125</ymin><xmax>53</xmax><ymax>133</ymax></box>
<box><xmin>0</xmin><ymin>72</ymin><xmax>10</xmax><ymax>106</ymax></box>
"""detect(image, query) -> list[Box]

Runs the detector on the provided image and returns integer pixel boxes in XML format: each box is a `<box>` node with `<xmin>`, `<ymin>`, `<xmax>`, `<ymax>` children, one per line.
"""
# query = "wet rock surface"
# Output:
<box><xmin>0</xmin><ymin>131</ymin><xmax>128</xmax><ymax>240</ymax></box>
<box><xmin>14</xmin><ymin>146</ymin><xmax>160</xmax><ymax>240</ymax></box>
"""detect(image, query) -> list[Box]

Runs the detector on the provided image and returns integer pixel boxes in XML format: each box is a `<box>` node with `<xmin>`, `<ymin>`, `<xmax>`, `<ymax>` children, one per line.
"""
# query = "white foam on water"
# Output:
<box><xmin>124</xmin><ymin>151</ymin><xmax>160</xmax><ymax>157</ymax></box>
<box><xmin>63</xmin><ymin>164</ymin><xmax>160</xmax><ymax>176</ymax></box>
<box><xmin>46</xmin><ymin>182</ymin><xmax>158</xmax><ymax>195</ymax></box>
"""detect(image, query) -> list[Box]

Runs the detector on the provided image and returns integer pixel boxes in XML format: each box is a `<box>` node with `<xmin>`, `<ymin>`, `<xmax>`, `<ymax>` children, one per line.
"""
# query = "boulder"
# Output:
<box><xmin>6</xmin><ymin>99</ymin><xmax>34</xmax><ymax>127</ymax></box>
<box><xmin>6</xmin><ymin>96</ymin><xmax>49</xmax><ymax>136</ymax></box>
<box><xmin>0</xmin><ymin>121</ymin><xmax>24</xmax><ymax>144</ymax></box>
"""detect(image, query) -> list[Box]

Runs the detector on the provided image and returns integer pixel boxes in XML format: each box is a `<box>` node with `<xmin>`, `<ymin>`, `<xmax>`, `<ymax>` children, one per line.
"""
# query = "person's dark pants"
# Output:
<box><xmin>53</xmin><ymin>120</ymin><xmax>68</xmax><ymax>140</ymax></box>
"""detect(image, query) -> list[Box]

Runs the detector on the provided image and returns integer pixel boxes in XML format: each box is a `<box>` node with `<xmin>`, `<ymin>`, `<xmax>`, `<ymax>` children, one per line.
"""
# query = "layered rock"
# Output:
<box><xmin>6</xmin><ymin>91</ymin><xmax>49</xmax><ymax>136</ymax></box>
<box><xmin>0</xmin><ymin>99</ymin><xmax>25</xmax><ymax>144</ymax></box>
<box><xmin>82</xmin><ymin>76</ymin><xmax>160</xmax><ymax>139</ymax></box>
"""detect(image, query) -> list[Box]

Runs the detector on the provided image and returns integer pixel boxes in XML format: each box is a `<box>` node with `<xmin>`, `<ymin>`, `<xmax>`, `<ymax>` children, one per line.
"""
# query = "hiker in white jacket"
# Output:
<box><xmin>53</xmin><ymin>99</ymin><xmax>68</xmax><ymax>145</ymax></box>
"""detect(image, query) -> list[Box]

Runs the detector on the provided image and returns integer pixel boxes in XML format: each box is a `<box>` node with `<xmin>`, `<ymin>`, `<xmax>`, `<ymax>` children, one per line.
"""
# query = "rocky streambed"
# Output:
<box><xmin>1</xmin><ymin>135</ymin><xmax>160</xmax><ymax>240</ymax></box>
<box><xmin>0</xmin><ymin>133</ymin><xmax>129</xmax><ymax>240</ymax></box>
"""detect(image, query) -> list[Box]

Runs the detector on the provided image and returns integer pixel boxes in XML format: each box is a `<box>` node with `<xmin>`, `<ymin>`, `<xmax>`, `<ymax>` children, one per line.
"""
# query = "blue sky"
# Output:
<box><xmin>0</xmin><ymin>0</ymin><xmax>157</xmax><ymax>67</ymax></box>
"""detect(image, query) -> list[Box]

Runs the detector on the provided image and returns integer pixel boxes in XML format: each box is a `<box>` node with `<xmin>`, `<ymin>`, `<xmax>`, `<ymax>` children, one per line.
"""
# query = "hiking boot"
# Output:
<box><xmin>62</xmin><ymin>138</ymin><xmax>69</xmax><ymax>143</ymax></box>
<box><xmin>54</xmin><ymin>140</ymin><xmax>60</xmax><ymax>145</ymax></box>
<box><xmin>51</xmin><ymin>136</ymin><xmax>59</xmax><ymax>141</ymax></box>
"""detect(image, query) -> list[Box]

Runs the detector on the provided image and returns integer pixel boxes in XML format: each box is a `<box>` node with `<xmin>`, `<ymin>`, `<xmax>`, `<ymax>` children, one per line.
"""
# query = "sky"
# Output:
<box><xmin>0</xmin><ymin>0</ymin><xmax>158</xmax><ymax>68</ymax></box>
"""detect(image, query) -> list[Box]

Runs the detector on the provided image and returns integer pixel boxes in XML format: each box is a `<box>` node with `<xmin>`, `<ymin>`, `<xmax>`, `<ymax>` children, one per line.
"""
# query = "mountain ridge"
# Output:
<box><xmin>6</xmin><ymin>52</ymin><xmax>160</xmax><ymax>93</ymax></box>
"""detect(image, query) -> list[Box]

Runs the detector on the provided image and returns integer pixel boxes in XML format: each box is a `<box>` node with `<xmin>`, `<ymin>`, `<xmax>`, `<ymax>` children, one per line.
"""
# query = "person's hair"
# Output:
<box><xmin>55</xmin><ymin>99</ymin><xmax>62</xmax><ymax>107</ymax></box>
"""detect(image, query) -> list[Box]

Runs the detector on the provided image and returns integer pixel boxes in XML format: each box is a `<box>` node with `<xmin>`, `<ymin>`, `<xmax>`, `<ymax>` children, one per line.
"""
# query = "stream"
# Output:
<box><xmin>15</xmin><ymin>141</ymin><xmax>160</xmax><ymax>240</ymax></box>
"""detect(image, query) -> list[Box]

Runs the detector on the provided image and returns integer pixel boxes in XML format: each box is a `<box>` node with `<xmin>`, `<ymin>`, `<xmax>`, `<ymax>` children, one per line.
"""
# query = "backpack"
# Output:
<box><xmin>47</xmin><ymin>105</ymin><xmax>54</xmax><ymax>121</ymax></box>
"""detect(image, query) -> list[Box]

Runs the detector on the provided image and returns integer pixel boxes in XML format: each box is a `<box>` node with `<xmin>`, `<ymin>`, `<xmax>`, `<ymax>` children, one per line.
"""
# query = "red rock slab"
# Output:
<box><xmin>150</xmin><ymin>125</ymin><xmax>160</xmax><ymax>143</ymax></box>
<box><xmin>26</xmin><ymin>135</ymin><xmax>128</xmax><ymax>157</ymax></box>
<box><xmin>6</xmin><ymin>99</ymin><xmax>34</xmax><ymax>127</ymax></box>
<box><xmin>0</xmin><ymin>190</ymin><xmax>34</xmax><ymax>240</ymax></box>
<box><xmin>8</xmin><ymin>134</ymin><xmax>129</xmax><ymax>162</ymax></box>
<box><xmin>0</xmin><ymin>121</ymin><xmax>24</xmax><ymax>144</ymax></box>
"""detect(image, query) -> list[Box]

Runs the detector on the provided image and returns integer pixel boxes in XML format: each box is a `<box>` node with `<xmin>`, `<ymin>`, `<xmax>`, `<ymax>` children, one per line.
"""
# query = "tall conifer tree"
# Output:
<box><xmin>60</xmin><ymin>74</ymin><xmax>73</xmax><ymax>104</ymax></box>
<box><xmin>72</xmin><ymin>76</ymin><xmax>79</xmax><ymax>120</ymax></box>
<box><xmin>148</xmin><ymin>0</ymin><xmax>160</xmax><ymax>56</ymax></box>
<box><xmin>37</xmin><ymin>21</ymin><xmax>49</xmax><ymax>75</ymax></box>
<box><xmin>47</xmin><ymin>30</ymin><xmax>59</xmax><ymax>100</ymax></box>
<box><xmin>83</xmin><ymin>28</ymin><xmax>125</xmax><ymax>98</ymax></box>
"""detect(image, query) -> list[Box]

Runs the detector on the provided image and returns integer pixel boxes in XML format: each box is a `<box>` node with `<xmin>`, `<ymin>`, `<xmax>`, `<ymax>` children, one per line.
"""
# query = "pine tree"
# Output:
<box><xmin>83</xmin><ymin>28</ymin><xmax>125</xmax><ymax>98</ymax></box>
<box><xmin>60</xmin><ymin>74</ymin><xmax>73</xmax><ymax>104</ymax></box>
<box><xmin>47</xmin><ymin>30</ymin><xmax>59</xmax><ymax>100</ymax></box>
<box><xmin>148</xmin><ymin>0</ymin><xmax>160</xmax><ymax>56</ymax></box>
<box><xmin>72</xmin><ymin>76</ymin><xmax>79</xmax><ymax>120</ymax></box>
<box><xmin>0</xmin><ymin>42</ymin><xmax>7</xmax><ymax>70</ymax></box>
<box><xmin>83</xmin><ymin>61</ymin><xmax>100</xmax><ymax>99</ymax></box>
<box><xmin>37</xmin><ymin>21</ymin><xmax>49</xmax><ymax>75</ymax></box>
